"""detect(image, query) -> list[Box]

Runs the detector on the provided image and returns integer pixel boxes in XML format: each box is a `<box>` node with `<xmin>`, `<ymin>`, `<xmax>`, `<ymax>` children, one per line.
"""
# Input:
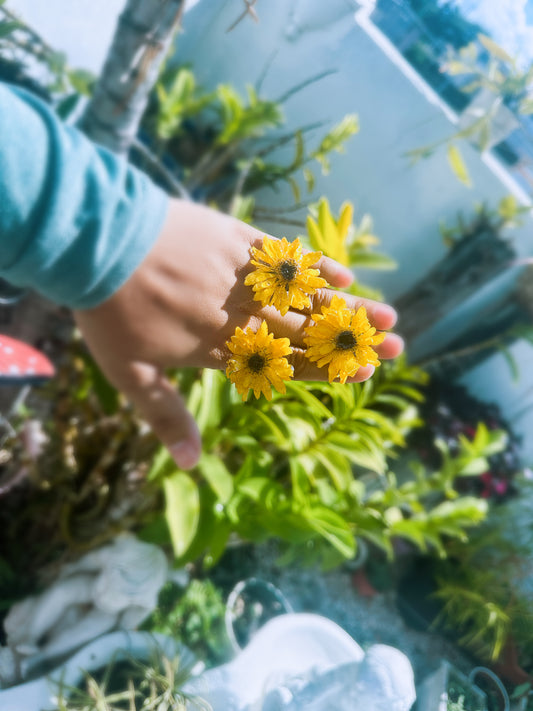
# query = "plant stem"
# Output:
<box><xmin>131</xmin><ymin>138</ymin><xmax>190</xmax><ymax>199</ymax></box>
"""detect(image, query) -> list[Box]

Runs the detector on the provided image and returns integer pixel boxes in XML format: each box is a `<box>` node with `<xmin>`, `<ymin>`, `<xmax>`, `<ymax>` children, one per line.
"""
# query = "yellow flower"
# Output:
<box><xmin>304</xmin><ymin>295</ymin><xmax>386</xmax><ymax>384</ymax></box>
<box><xmin>226</xmin><ymin>320</ymin><xmax>293</xmax><ymax>400</ymax></box>
<box><xmin>244</xmin><ymin>236</ymin><xmax>327</xmax><ymax>316</ymax></box>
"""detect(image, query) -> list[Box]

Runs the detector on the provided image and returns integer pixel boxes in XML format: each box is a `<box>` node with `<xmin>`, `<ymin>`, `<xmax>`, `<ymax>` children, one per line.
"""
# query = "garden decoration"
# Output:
<box><xmin>0</xmin><ymin>534</ymin><xmax>169</xmax><ymax>687</ymax></box>
<box><xmin>183</xmin><ymin>613</ymin><xmax>416</xmax><ymax>711</ymax></box>
<box><xmin>0</xmin><ymin>614</ymin><xmax>416</xmax><ymax>711</ymax></box>
<box><xmin>224</xmin><ymin>577</ymin><xmax>293</xmax><ymax>651</ymax></box>
<box><xmin>0</xmin><ymin>335</ymin><xmax>54</xmax><ymax>386</ymax></box>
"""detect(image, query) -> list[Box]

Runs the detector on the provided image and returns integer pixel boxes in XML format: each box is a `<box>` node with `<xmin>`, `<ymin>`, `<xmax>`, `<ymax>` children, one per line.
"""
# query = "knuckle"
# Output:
<box><xmin>290</xmin><ymin>350</ymin><xmax>310</xmax><ymax>379</ymax></box>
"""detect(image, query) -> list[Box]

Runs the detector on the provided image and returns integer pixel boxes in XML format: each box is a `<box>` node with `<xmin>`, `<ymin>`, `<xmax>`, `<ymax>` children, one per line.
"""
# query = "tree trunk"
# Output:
<box><xmin>81</xmin><ymin>0</ymin><xmax>186</xmax><ymax>153</ymax></box>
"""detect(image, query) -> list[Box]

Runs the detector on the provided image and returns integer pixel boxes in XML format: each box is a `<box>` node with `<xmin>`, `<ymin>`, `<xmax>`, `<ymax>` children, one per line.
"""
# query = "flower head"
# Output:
<box><xmin>244</xmin><ymin>236</ymin><xmax>327</xmax><ymax>316</ymax></box>
<box><xmin>226</xmin><ymin>320</ymin><xmax>293</xmax><ymax>400</ymax></box>
<box><xmin>304</xmin><ymin>295</ymin><xmax>385</xmax><ymax>384</ymax></box>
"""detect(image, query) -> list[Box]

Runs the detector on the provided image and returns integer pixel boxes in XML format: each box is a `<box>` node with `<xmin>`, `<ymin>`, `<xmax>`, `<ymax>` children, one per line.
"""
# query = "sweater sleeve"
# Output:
<box><xmin>0</xmin><ymin>82</ymin><xmax>169</xmax><ymax>309</ymax></box>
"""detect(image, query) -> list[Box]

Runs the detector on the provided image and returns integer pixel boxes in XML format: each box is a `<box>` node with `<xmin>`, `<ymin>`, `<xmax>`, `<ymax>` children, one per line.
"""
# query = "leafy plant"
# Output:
<box><xmin>430</xmin><ymin>489</ymin><xmax>533</xmax><ymax>663</ymax></box>
<box><xmin>439</xmin><ymin>196</ymin><xmax>529</xmax><ymax>249</ymax></box>
<box><xmin>444</xmin><ymin>34</ymin><xmax>533</xmax><ymax>116</ymax></box>
<box><xmin>141</xmin><ymin>359</ymin><xmax>504</xmax><ymax>569</ymax></box>
<box><xmin>142</xmin><ymin>579</ymin><xmax>231</xmax><ymax>667</ymax></box>
<box><xmin>303</xmin><ymin>197</ymin><xmax>396</xmax><ymax>299</ymax></box>
<box><xmin>408</xmin><ymin>33</ymin><xmax>533</xmax><ymax>186</ymax></box>
<box><xmin>140</xmin><ymin>65</ymin><xmax>359</xmax><ymax>217</ymax></box>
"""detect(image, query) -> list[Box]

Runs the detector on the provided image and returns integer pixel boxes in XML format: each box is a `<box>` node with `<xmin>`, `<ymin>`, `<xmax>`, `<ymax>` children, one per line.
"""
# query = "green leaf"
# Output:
<box><xmin>511</xmin><ymin>683</ymin><xmax>532</xmax><ymax>699</ymax></box>
<box><xmin>303</xmin><ymin>167</ymin><xmax>315</xmax><ymax>193</ymax></box>
<box><xmin>288</xmin><ymin>176</ymin><xmax>301</xmax><ymax>203</ymax></box>
<box><xmin>519</xmin><ymin>98</ymin><xmax>533</xmax><ymax>115</ymax></box>
<box><xmin>0</xmin><ymin>20</ymin><xmax>19</xmax><ymax>38</ymax></box>
<box><xmin>303</xmin><ymin>506</ymin><xmax>355</xmax><ymax>558</ymax></box>
<box><xmin>293</xmin><ymin>130</ymin><xmax>304</xmax><ymax>167</ymax></box>
<box><xmin>56</xmin><ymin>93</ymin><xmax>81</xmax><ymax>120</ymax></box>
<box><xmin>477</xmin><ymin>120</ymin><xmax>491</xmax><ymax>152</ymax></box>
<box><xmin>67</xmin><ymin>68</ymin><xmax>95</xmax><ymax>95</ymax></box>
<box><xmin>478</xmin><ymin>33</ymin><xmax>515</xmax><ymax>66</ymax></box>
<box><xmin>164</xmin><ymin>472</ymin><xmax>200</xmax><ymax>558</ymax></box>
<box><xmin>147</xmin><ymin>447</ymin><xmax>177</xmax><ymax>482</ymax></box>
<box><xmin>447</xmin><ymin>144</ymin><xmax>472</xmax><ymax>187</ymax></box>
<box><xmin>498</xmin><ymin>346</ymin><xmax>520</xmax><ymax>381</ymax></box>
<box><xmin>348</xmin><ymin>250</ymin><xmax>397</xmax><ymax>270</ymax></box>
<box><xmin>443</xmin><ymin>60</ymin><xmax>475</xmax><ymax>76</ymax></box>
<box><xmin>197</xmin><ymin>453</ymin><xmax>234</xmax><ymax>503</ymax></box>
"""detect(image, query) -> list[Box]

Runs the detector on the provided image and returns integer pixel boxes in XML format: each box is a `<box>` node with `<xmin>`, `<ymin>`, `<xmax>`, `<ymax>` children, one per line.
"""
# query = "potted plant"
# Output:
<box><xmin>417</xmin><ymin>661</ymin><xmax>487</xmax><ymax>711</ymax></box>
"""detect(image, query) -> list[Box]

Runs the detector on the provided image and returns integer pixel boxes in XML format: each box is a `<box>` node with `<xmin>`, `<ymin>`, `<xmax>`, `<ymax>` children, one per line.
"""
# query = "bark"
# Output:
<box><xmin>80</xmin><ymin>0</ymin><xmax>186</xmax><ymax>154</ymax></box>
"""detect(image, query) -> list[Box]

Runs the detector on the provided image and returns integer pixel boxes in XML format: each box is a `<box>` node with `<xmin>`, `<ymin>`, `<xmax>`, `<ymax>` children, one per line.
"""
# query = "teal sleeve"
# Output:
<box><xmin>0</xmin><ymin>82</ymin><xmax>169</xmax><ymax>309</ymax></box>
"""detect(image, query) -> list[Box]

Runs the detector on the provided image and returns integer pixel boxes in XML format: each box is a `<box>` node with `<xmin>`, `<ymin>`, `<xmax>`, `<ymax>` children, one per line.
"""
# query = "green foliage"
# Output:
<box><xmin>156</xmin><ymin>68</ymin><xmax>215</xmax><ymax>140</ymax></box>
<box><xmin>216</xmin><ymin>84</ymin><xmax>283</xmax><ymax>145</ymax></box>
<box><xmin>309</xmin><ymin>114</ymin><xmax>359</xmax><ymax>175</ymax></box>
<box><xmin>407</xmin><ymin>32</ymin><xmax>533</xmax><ymax>186</ymax></box>
<box><xmin>447</xmin><ymin>696</ymin><xmax>467</xmax><ymax>711</ymax></box>
<box><xmin>143</xmin><ymin>358</ymin><xmax>500</xmax><ymax>569</ymax></box>
<box><xmin>439</xmin><ymin>197</ymin><xmax>529</xmax><ymax>249</ymax></box>
<box><xmin>443</xmin><ymin>34</ymin><xmax>533</xmax><ymax>116</ymax></box>
<box><xmin>430</xmin><ymin>491</ymin><xmax>533</xmax><ymax>663</ymax></box>
<box><xmin>303</xmin><ymin>197</ymin><xmax>396</xmax><ymax>300</ymax></box>
<box><xmin>142</xmin><ymin>579</ymin><xmax>231</xmax><ymax>667</ymax></box>
<box><xmin>434</xmin><ymin>580</ymin><xmax>511</xmax><ymax>661</ymax></box>
<box><xmin>447</xmin><ymin>143</ymin><xmax>472</xmax><ymax>188</ymax></box>
<box><xmin>142</xmin><ymin>67</ymin><xmax>359</xmax><ymax>218</ymax></box>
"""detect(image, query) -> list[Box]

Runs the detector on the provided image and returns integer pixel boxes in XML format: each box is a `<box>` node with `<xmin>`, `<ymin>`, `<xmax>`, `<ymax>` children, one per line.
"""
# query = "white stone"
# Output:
<box><xmin>2</xmin><ymin>534</ymin><xmax>168</xmax><ymax>681</ymax></box>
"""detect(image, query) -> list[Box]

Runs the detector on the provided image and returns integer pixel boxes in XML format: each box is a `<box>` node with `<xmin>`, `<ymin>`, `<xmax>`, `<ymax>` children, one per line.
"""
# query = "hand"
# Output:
<box><xmin>74</xmin><ymin>199</ymin><xmax>403</xmax><ymax>470</ymax></box>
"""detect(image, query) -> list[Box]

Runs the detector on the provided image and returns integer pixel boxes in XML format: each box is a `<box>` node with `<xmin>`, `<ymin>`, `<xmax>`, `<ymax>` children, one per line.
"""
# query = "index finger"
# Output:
<box><xmin>300</xmin><ymin>288</ymin><xmax>398</xmax><ymax>331</ymax></box>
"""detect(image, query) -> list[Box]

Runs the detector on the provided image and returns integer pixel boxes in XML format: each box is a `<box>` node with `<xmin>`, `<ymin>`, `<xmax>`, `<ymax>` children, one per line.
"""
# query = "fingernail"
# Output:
<box><xmin>338</xmin><ymin>266</ymin><xmax>354</xmax><ymax>285</ymax></box>
<box><xmin>348</xmin><ymin>365</ymin><xmax>375</xmax><ymax>383</ymax></box>
<box><xmin>361</xmin><ymin>365</ymin><xmax>375</xmax><ymax>381</ymax></box>
<box><xmin>377</xmin><ymin>304</ymin><xmax>398</xmax><ymax>327</ymax></box>
<box><xmin>169</xmin><ymin>441</ymin><xmax>199</xmax><ymax>470</ymax></box>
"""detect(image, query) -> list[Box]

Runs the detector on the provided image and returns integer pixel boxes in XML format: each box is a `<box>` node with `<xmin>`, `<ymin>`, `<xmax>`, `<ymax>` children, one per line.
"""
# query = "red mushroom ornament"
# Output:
<box><xmin>0</xmin><ymin>335</ymin><xmax>55</xmax><ymax>386</ymax></box>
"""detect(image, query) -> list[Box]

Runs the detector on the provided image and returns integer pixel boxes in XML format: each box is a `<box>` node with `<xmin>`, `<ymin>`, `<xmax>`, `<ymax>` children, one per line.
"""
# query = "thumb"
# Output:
<box><xmin>118</xmin><ymin>362</ymin><xmax>201</xmax><ymax>470</ymax></box>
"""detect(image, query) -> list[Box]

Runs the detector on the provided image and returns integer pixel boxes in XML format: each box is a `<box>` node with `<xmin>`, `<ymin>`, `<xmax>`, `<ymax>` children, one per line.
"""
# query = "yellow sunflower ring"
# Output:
<box><xmin>226</xmin><ymin>320</ymin><xmax>294</xmax><ymax>401</ymax></box>
<box><xmin>244</xmin><ymin>236</ymin><xmax>328</xmax><ymax>316</ymax></box>
<box><xmin>304</xmin><ymin>294</ymin><xmax>386</xmax><ymax>384</ymax></box>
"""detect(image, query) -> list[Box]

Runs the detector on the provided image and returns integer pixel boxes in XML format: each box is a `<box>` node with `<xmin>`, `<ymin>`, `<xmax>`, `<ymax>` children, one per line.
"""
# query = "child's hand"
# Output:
<box><xmin>74</xmin><ymin>200</ymin><xmax>403</xmax><ymax>470</ymax></box>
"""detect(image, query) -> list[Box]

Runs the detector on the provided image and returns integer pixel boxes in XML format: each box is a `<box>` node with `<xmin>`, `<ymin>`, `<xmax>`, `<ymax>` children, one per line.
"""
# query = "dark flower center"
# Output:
<box><xmin>248</xmin><ymin>353</ymin><xmax>266</xmax><ymax>373</ymax></box>
<box><xmin>279</xmin><ymin>260</ymin><xmax>298</xmax><ymax>282</ymax></box>
<box><xmin>335</xmin><ymin>330</ymin><xmax>357</xmax><ymax>350</ymax></box>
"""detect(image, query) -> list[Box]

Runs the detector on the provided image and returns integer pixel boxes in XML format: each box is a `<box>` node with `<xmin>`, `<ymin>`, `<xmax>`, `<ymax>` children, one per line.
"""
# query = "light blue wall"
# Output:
<box><xmin>8</xmin><ymin>0</ymin><xmax>124</xmax><ymax>73</ymax></box>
